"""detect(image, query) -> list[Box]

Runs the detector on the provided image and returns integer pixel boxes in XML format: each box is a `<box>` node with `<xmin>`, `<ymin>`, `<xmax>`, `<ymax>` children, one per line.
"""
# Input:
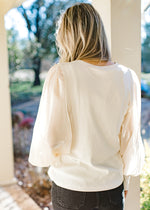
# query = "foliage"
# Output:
<box><xmin>142</xmin><ymin>21</ymin><xmax>150</xmax><ymax>73</ymax></box>
<box><xmin>17</xmin><ymin>0</ymin><xmax>89</xmax><ymax>58</ymax></box>
<box><xmin>7</xmin><ymin>28</ymin><xmax>24</xmax><ymax>74</ymax></box>
<box><xmin>140</xmin><ymin>140</ymin><xmax>150</xmax><ymax>209</ymax></box>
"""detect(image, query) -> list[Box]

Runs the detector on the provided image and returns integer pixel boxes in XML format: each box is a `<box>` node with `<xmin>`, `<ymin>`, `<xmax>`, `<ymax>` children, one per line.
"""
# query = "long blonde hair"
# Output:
<box><xmin>55</xmin><ymin>3</ymin><xmax>111</xmax><ymax>63</ymax></box>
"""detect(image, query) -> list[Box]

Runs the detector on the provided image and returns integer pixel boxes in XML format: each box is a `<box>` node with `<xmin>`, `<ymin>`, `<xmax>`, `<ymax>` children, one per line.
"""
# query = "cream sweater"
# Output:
<box><xmin>28</xmin><ymin>60</ymin><xmax>145</xmax><ymax>191</ymax></box>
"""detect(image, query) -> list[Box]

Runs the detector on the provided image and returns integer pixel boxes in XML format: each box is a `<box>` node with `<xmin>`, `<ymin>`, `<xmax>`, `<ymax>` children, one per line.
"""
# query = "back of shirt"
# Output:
<box><xmin>47</xmin><ymin>60</ymin><xmax>144</xmax><ymax>191</ymax></box>
<box><xmin>62</xmin><ymin>60</ymin><xmax>130</xmax><ymax>165</ymax></box>
<box><xmin>28</xmin><ymin>59</ymin><xmax>145</xmax><ymax>192</ymax></box>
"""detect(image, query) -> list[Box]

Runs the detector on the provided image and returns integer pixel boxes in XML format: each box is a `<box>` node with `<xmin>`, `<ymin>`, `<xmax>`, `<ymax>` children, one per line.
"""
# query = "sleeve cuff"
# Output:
<box><xmin>123</xmin><ymin>175</ymin><xmax>131</xmax><ymax>191</ymax></box>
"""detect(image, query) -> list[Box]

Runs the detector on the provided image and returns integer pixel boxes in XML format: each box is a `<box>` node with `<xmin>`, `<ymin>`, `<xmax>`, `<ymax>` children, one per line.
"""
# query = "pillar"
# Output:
<box><xmin>0</xmin><ymin>0</ymin><xmax>27</xmax><ymax>186</ymax></box>
<box><xmin>0</xmin><ymin>13</ymin><xmax>16</xmax><ymax>185</ymax></box>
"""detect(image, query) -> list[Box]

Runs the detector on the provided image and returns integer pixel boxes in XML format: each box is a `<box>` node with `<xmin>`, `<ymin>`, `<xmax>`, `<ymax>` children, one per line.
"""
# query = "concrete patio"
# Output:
<box><xmin>0</xmin><ymin>184</ymin><xmax>41</xmax><ymax>210</ymax></box>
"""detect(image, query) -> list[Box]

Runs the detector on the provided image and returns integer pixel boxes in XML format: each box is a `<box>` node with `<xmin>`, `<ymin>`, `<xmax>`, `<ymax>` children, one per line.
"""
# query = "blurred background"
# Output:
<box><xmin>1</xmin><ymin>0</ymin><xmax>150</xmax><ymax>209</ymax></box>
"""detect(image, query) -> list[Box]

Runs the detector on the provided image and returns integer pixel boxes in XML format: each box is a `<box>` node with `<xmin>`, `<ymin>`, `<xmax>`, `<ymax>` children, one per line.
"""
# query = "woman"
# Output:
<box><xmin>28</xmin><ymin>2</ymin><xmax>145</xmax><ymax>210</ymax></box>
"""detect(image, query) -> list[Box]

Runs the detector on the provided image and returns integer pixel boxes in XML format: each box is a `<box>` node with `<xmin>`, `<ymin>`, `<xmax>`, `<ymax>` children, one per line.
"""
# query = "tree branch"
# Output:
<box><xmin>17</xmin><ymin>5</ymin><xmax>32</xmax><ymax>40</ymax></box>
<box><xmin>144</xmin><ymin>3</ymin><xmax>150</xmax><ymax>12</ymax></box>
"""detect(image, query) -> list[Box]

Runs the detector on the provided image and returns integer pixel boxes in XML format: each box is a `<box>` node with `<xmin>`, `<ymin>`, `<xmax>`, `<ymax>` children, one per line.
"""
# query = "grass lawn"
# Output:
<box><xmin>10</xmin><ymin>80</ymin><xmax>44</xmax><ymax>106</ymax></box>
<box><xmin>141</xmin><ymin>72</ymin><xmax>150</xmax><ymax>86</ymax></box>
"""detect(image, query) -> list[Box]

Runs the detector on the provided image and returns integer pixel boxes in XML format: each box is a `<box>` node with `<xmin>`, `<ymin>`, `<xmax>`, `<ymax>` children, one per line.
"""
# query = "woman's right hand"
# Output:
<box><xmin>124</xmin><ymin>190</ymin><xmax>128</xmax><ymax>198</ymax></box>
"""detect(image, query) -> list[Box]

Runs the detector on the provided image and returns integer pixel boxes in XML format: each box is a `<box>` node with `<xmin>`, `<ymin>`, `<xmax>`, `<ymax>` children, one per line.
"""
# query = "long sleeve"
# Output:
<box><xmin>28</xmin><ymin>63</ymin><xmax>72</xmax><ymax>167</ymax></box>
<box><xmin>119</xmin><ymin>69</ymin><xmax>145</xmax><ymax>179</ymax></box>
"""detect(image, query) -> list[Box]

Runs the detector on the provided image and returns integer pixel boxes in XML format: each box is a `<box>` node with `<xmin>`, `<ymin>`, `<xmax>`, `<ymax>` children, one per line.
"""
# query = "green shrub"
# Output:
<box><xmin>140</xmin><ymin>140</ymin><xmax>150</xmax><ymax>209</ymax></box>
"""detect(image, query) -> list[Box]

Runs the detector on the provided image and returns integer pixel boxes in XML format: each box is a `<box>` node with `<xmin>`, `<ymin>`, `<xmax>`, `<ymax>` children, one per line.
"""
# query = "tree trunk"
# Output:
<box><xmin>32</xmin><ymin>58</ymin><xmax>41</xmax><ymax>87</ymax></box>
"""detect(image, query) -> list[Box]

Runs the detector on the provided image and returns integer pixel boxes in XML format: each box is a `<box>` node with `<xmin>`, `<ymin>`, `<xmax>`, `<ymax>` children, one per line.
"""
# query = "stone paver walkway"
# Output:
<box><xmin>12</xmin><ymin>96</ymin><xmax>41</xmax><ymax>118</ymax></box>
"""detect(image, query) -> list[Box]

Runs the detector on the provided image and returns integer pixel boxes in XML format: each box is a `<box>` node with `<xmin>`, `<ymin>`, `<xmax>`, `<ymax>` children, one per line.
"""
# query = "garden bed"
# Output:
<box><xmin>14</xmin><ymin>155</ymin><xmax>53</xmax><ymax>209</ymax></box>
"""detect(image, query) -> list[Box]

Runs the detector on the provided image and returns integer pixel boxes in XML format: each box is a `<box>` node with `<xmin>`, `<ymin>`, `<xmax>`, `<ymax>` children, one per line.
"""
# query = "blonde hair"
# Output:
<box><xmin>55</xmin><ymin>3</ymin><xmax>111</xmax><ymax>63</ymax></box>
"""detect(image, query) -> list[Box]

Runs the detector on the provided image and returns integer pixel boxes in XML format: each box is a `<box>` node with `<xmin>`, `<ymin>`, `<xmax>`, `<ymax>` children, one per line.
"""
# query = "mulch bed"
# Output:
<box><xmin>14</xmin><ymin>155</ymin><xmax>53</xmax><ymax>209</ymax></box>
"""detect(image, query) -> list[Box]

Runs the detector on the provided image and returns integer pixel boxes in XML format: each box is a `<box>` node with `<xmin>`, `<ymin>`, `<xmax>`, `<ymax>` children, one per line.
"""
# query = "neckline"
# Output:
<box><xmin>77</xmin><ymin>60</ymin><xmax>118</xmax><ymax>68</ymax></box>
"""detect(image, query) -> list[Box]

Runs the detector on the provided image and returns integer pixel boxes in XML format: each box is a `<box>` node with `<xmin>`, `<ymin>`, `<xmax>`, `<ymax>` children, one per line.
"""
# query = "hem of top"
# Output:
<box><xmin>28</xmin><ymin>157</ymin><xmax>51</xmax><ymax>168</ymax></box>
<box><xmin>49</xmin><ymin>175</ymin><xmax>124</xmax><ymax>192</ymax></box>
